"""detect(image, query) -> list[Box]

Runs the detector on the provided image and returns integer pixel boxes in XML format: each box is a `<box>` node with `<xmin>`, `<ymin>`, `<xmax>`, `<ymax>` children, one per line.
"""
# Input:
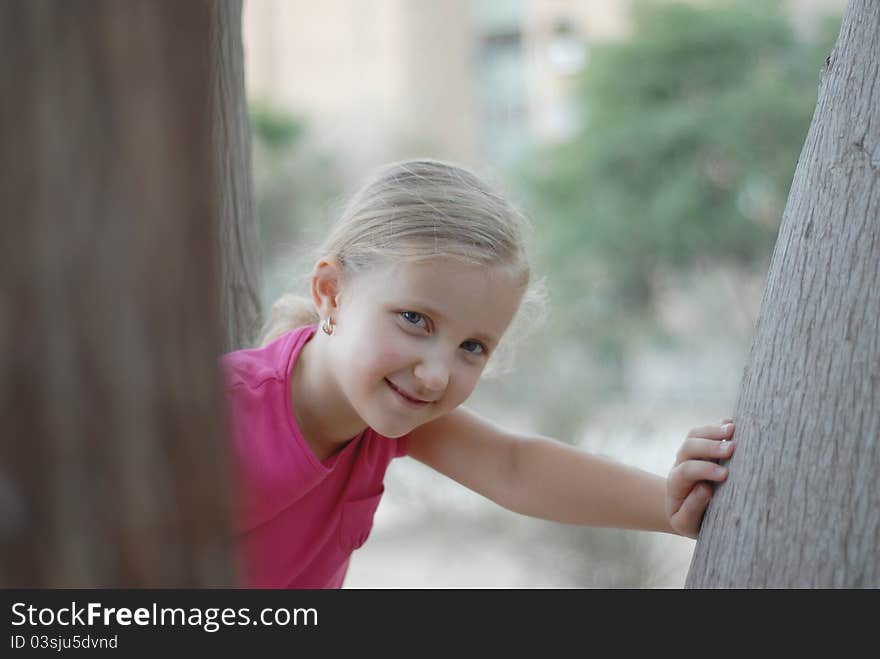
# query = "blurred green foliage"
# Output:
<box><xmin>519</xmin><ymin>0</ymin><xmax>840</xmax><ymax>361</ymax></box>
<box><xmin>251</xmin><ymin>101</ymin><xmax>304</xmax><ymax>152</ymax></box>
<box><xmin>249</xmin><ymin>102</ymin><xmax>341</xmax><ymax>309</ymax></box>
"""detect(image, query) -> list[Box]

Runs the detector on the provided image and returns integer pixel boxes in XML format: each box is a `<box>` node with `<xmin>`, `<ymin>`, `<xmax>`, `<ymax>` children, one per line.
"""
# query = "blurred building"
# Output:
<box><xmin>243</xmin><ymin>0</ymin><xmax>845</xmax><ymax>185</ymax></box>
<box><xmin>243</xmin><ymin>0</ymin><xmax>627</xmax><ymax>183</ymax></box>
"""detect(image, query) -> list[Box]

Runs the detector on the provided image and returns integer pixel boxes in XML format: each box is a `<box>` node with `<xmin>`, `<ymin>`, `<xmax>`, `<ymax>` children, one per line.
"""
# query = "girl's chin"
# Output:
<box><xmin>367</xmin><ymin>421</ymin><xmax>418</xmax><ymax>439</ymax></box>
<box><xmin>363</xmin><ymin>413</ymin><xmax>422</xmax><ymax>439</ymax></box>
<box><xmin>385</xmin><ymin>429</ymin><xmax>412</xmax><ymax>439</ymax></box>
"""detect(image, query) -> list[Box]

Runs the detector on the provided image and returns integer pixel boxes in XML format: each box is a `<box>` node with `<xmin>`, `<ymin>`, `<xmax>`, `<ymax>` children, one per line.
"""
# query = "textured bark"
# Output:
<box><xmin>212</xmin><ymin>0</ymin><xmax>262</xmax><ymax>351</ymax></box>
<box><xmin>686</xmin><ymin>0</ymin><xmax>880</xmax><ymax>588</ymax></box>
<box><xmin>0</xmin><ymin>1</ymin><xmax>236</xmax><ymax>586</ymax></box>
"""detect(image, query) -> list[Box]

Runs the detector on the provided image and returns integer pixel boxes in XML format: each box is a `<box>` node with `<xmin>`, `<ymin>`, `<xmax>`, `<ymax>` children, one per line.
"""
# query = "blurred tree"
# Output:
<box><xmin>520</xmin><ymin>0</ymin><xmax>840</xmax><ymax>362</ymax></box>
<box><xmin>0</xmin><ymin>0</ymin><xmax>240</xmax><ymax>586</ymax></box>
<box><xmin>687</xmin><ymin>0</ymin><xmax>880</xmax><ymax>587</ymax></box>
<box><xmin>213</xmin><ymin>0</ymin><xmax>262</xmax><ymax>351</ymax></box>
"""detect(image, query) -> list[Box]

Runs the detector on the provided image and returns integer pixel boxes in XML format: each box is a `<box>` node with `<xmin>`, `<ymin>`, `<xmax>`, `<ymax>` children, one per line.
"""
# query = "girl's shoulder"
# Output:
<box><xmin>221</xmin><ymin>325</ymin><xmax>316</xmax><ymax>390</ymax></box>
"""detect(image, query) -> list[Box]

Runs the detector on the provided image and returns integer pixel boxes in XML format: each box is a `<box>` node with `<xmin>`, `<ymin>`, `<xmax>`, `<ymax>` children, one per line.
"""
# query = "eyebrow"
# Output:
<box><xmin>405</xmin><ymin>303</ymin><xmax>499</xmax><ymax>347</ymax></box>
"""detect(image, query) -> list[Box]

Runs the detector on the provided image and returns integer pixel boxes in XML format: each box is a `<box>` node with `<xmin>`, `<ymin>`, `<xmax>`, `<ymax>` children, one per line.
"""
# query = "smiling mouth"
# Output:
<box><xmin>385</xmin><ymin>379</ymin><xmax>430</xmax><ymax>406</ymax></box>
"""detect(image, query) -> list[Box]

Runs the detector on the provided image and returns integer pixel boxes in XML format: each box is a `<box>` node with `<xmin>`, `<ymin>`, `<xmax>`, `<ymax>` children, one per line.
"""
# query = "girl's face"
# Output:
<box><xmin>327</xmin><ymin>257</ymin><xmax>524</xmax><ymax>439</ymax></box>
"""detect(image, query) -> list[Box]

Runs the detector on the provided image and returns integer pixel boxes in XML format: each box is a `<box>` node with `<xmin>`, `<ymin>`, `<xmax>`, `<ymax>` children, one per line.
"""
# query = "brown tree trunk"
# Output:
<box><xmin>686</xmin><ymin>0</ymin><xmax>880</xmax><ymax>588</ymax></box>
<box><xmin>212</xmin><ymin>0</ymin><xmax>262</xmax><ymax>351</ymax></box>
<box><xmin>0</xmin><ymin>0</ymin><xmax>237</xmax><ymax>586</ymax></box>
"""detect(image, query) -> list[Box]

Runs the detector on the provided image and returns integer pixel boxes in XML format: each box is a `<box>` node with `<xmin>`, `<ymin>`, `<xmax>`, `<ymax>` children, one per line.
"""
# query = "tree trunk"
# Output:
<box><xmin>0</xmin><ymin>0</ymin><xmax>237</xmax><ymax>586</ymax></box>
<box><xmin>212</xmin><ymin>0</ymin><xmax>262</xmax><ymax>351</ymax></box>
<box><xmin>686</xmin><ymin>0</ymin><xmax>880</xmax><ymax>588</ymax></box>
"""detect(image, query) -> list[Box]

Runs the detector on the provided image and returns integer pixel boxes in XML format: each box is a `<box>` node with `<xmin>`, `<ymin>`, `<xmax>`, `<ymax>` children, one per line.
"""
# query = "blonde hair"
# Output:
<box><xmin>258</xmin><ymin>158</ymin><xmax>546</xmax><ymax>376</ymax></box>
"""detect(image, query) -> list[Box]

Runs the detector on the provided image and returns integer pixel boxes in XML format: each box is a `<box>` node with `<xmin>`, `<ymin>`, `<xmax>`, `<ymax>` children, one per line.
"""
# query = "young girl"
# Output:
<box><xmin>221</xmin><ymin>159</ymin><xmax>736</xmax><ymax>588</ymax></box>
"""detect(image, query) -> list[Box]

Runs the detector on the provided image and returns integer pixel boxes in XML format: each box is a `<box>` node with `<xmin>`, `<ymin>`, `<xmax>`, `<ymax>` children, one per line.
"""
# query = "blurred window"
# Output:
<box><xmin>474</xmin><ymin>0</ymin><xmax>527</xmax><ymax>164</ymax></box>
<box><xmin>548</xmin><ymin>18</ymin><xmax>588</xmax><ymax>75</ymax></box>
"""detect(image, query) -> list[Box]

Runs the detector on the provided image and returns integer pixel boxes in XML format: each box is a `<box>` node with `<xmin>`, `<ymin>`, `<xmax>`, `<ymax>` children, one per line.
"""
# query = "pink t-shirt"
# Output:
<box><xmin>221</xmin><ymin>324</ymin><xmax>409</xmax><ymax>588</ymax></box>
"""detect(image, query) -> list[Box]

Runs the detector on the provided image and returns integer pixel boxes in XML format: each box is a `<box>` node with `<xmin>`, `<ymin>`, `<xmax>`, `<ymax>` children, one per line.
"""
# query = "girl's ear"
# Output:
<box><xmin>311</xmin><ymin>256</ymin><xmax>343</xmax><ymax>319</ymax></box>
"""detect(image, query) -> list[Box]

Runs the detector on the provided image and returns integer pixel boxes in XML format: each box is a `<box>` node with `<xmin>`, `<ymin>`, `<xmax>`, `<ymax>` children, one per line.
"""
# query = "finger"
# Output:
<box><xmin>718</xmin><ymin>417</ymin><xmax>734</xmax><ymax>425</ymax></box>
<box><xmin>668</xmin><ymin>460</ymin><xmax>729</xmax><ymax>501</ymax></box>
<box><xmin>687</xmin><ymin>423</ymin><xmax>735</xmax><ymax>440</ymax></box>
<box><xmin>675</xmin><ymin>436</ymin><xmax>735</xmax><ymax>465</ymax></box>
<box><xmin>671</xmin><ymin>483</ymin><xmax>713</xmax><ymax>537</ymax></box>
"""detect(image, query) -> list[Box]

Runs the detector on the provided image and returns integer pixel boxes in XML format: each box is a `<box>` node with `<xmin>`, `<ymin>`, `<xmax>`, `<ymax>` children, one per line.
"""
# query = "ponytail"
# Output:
<box><xmin>255</xmin><ymin>294</ymin><xmax>319</xmax><ymax>347</ymax></box>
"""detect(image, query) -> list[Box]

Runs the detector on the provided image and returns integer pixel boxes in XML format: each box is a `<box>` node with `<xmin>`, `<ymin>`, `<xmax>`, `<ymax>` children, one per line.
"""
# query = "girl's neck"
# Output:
<box><xmin>290</xmin><ymin>331</ymin><xmax>366</xmax><ymax>462</ymax></box>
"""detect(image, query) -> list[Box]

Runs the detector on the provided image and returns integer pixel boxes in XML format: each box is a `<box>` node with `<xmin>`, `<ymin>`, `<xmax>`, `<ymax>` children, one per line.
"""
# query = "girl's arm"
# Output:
<box><xmin>407</xmin><ymin>406</ymin><xmax>734</xmax><ymax>537</ymax></box>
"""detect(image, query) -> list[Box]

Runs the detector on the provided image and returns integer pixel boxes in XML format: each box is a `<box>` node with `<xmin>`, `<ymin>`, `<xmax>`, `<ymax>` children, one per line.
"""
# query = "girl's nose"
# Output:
<box><xmin>413</xmin><ymin>359</ymin><xmax>449</xmax><ymax>394</ymax></box>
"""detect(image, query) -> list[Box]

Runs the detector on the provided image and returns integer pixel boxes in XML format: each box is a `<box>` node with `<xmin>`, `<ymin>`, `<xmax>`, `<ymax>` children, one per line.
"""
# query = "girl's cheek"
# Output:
<box><xmin>374</xmin><ymin>349</ymin><xmax>403</xmax><ymax>370</ymax></box>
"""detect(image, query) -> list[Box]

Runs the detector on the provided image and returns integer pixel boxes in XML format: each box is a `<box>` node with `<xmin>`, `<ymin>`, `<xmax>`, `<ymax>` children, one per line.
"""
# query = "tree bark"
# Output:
<box><xmin>0</xmin><ymin>0</ymin><xmax>236</xmax><ymax>586</ymax></box>
<box><xmin>686</xmin><ymin>0</ymin><xmax>880</xmax><ymax>588</ymax></box>
<box><xmin>212</xmin><ymin>0</ymin><xmax>262</xmax><ymax>351</ymax></box>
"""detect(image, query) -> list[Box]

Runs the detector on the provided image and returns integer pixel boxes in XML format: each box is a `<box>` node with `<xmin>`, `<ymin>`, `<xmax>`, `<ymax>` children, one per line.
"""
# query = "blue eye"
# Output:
<box><xmin>461</xmin><ymin>340</ymin><xmax>486</xmax><ymax>356</ymax></box>
<box><xmin>401</xmin><ymin>311</ymin><xmax>427</xmax><ymax>328</ymax></box>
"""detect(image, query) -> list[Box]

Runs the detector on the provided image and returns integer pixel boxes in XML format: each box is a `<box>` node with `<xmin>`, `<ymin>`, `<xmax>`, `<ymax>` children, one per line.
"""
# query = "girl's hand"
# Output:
<box><xmin>666</xmin><ymin>419</ymin><xmax>736</xmax><ymax>539</ymax></box>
